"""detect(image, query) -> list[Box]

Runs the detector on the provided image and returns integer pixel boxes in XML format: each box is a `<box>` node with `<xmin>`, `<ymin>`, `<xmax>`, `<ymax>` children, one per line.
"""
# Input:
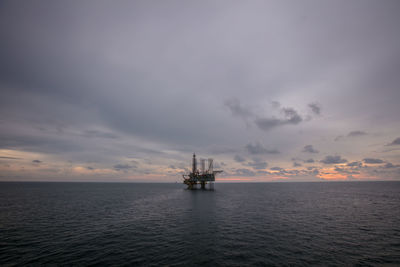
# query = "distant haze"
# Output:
<box><xmin>0</xmin><ymin>0</ymin><xmax>399</xmax><ymax>182</ymax></box>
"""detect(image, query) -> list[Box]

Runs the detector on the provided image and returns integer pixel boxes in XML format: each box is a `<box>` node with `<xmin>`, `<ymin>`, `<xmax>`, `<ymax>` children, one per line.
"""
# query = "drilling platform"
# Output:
<box><xmin>183</xmin><ymin>153</ymin><xmax>223</xmax><ymax>190</ymax></box>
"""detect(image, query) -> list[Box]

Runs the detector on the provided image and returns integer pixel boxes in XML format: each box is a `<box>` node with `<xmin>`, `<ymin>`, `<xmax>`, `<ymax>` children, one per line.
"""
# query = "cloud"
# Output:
<box><xmin>32</xmin><ymin>159</ymin><xmax>42</xmax><ymax>163</ymax></box>
<box><xmin>270</xmin><ymin>166</ymin><xmax>283</xmax><ymax>171</ymax></box>
<box><xmin>225</xmin><ymin>99</ymin><xmax>304</xmax><ymax>131</ymax></box>
<box><xmin>304</xmin><ymin>158</ymin><xmax>314</xmax><ymax>163</ymax></box>
<box><xmin>334</xmin><ymin>135</ymin><xmax>344</xmax><ymax>142</ymax></box>
<box><xmin>334</xmin><ymin>166</ymin><xmax>360</xmax><ymax>175</ymax></box>
<box><xmin>254</xmin><ymin>107</ymin><xmax>303</xmax><ymax>131</ymax></box>
<box><xmin>347</xmin><ymin>131</ymin><xmax>367</xmax><ymax>137</ymax></box>
<box><xmin>82</xmin><ymin>130</ymin><xmax>117</xmax><ymax>139</ymax></box>
<box><xmin>271</xmin><ymin>101</ymin><xmax>281</xmax><ymax>109</ymax></box>
<box><xmin>336</xmin><ymin>131</ymin><xmax>367</xmax><ymax>141</ymax></box>
<box><xmin>320</xmin><ymin>155</ymin><xmax>347</xmax><ymax>164</ymax></box>
<box><xmin>113</xmin><ymin>164</ymin><xmax>135</xmax><ymax>171</ymax></box>
<box><xmin>302</xmin><ymin>145</ymin><xmax>319</xmax><ymax>153</ymax></box>
<box><xmin>387</xmin><ymin>137</ymin><xmax>400</xmax><ymax>146</ymax></box>
<box><xmin>246</xmin><ymin>158</ymin><xmax>268</xmax><ymax>170</ymax></box>
<box><xmin>363</xmin><ymin>158</ymin><xmax>384</xmax><ymax>164</ymax></box>
<box><xmin>384</xmin><ymin>162</ymin><xmax>400</xmax><ymax>168</ymax></box>
<box><xmin>225</xmin><ymin>98</ymin><xmax>253</xmax><ymax>119</ymax></box>
<box><xmin>234</xmin><ymin>168</ymin><xmax>256</xmax><ymax>176</ymax></box>
<box><xmin>308</xmin><ymin>102</ymin><xmax>321</xmax><ymax>115</ymax></box>
<box><xmin>347</xmin><ymin>161</ymin><xmax>362</xmax><ymax>167</ymax></box>
<box><xmin>0</xmin><ymin>156</ymin><xmax>20</xmax><ymax>160</ymax></box>
<box><xmin>293</xmin><ymin>162</ymin><xmax>302</xmax><ymax>167</ymax></box>
<box><xmin>234</xmin><ymin>155</ymin><xmax>246</xmax><ymax>162</ymax></box>
<box><xmin>246</xmin><ymin>142</ymin><xmax>279</xmax><ymax>155</ymax></box>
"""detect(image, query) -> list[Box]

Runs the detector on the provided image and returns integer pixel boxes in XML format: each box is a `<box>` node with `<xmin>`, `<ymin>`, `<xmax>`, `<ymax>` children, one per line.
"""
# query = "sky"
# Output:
<box><xmin>0</xmin><ymin>0</ymin><xmax>400</xmax><ymax>182</ymax></box>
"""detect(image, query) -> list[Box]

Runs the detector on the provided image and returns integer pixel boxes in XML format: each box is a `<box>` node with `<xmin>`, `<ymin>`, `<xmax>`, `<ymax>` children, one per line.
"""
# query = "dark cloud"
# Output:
<box><xmin>32</xmin><ymin>159</ymin><xmax>42</xmax><ymax>163</ymax></box>
<box><xmin>246</xmin><ymin>142</ymin><xmax>279</xmax><ymax>155</ymax></box>
<box><xmin>347</xmin><ymin>161</ymin><xmax>362</xmax><ymax>167</ymax></box>
<box><xmin>304</xmin><ymin>158</ymin><xmax>314</xmax><ymax>163</ymax></box>
<box><xmin>308</xmin><ymin>102</ymin><xmax>321</xmax><ymax>115</ymax></box>
<box><xmin>363</xmin><ymin>158</ymin><xmax>384</xmax><ymax>164</ymax></box>
<box><xmin>334</xmin><ymin>166</ymin><xmax>360</xmax><ymax>175</ymax></box>
<box><xmin>254</xmin><ymin>107</ymin><xmax>303</xmax><ymax>131</ymax></box>
<box><xmin>86</xmin><ymin>166</ymin><xmax>94</xmax><ymax>170</ymax></box>
<box><xmin>246</xmin><ymin>158</ymin><xmax>268</xmax><ymax>170</ymax></box>
<box><xmin>320</xmin><ymin>155</ymin><xmax>347</xmax><ymax>164</ymax></box>
<box><xmin>384</xmin><ymin>162</ymin><xmax>400</xmax><ymax>168</ymax></box>
<box><xmin>225</xmin><ymin>99</ymin><xmax>253</xmax><ymax>119</ymax></box>
<box><xmin>334</xmin><ymin>136</ymin><xmax>344</xmax><ymax>142</ymax></box>
<box><xmin>293</xmin><ymin>162</ymin><xmax>302</xmax><ymax>167</ymax></box>
<box><xmin>347</xmin><ymin>131</ymin><xmax>367</xmax><ymax>137</ymax></box>
<box><xmin>113</xmin><ymin>164</ymin><xmax>135</xmax><ymax>171</ymax></box>
<box><xmin>302</xmin><ymin>145</ymin><xmax>319</xmax><ymax>153</ymax></box>
<box><xmin>270</xmin><ymin>166</ymin><xmax>283</xmax><ymax>171</ymax></box>
<box><xmin>387</xmin><ymin>137</ymin><xmax>400</xmax><ymax>146</ymax></box>
<box><xmin>234</xmin><ymin>155</ymin><xmax>246</xmax><ymax>162</ymax></box>
<box><xmin>254</xmin><ymin>118</ymin><xmax>281</xmax><ymax>131</ymax></box>
<box><xmin>0</xmin><ymin>156</ymin><xmax>20</xmax><ymax>160</ymax></box>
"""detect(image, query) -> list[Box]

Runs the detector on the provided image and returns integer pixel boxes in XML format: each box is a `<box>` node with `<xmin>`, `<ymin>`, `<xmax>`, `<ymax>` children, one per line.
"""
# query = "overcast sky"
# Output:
<box><xmin>1</xmin><ymin>0</ymin><xmax>399</xmax><ymax>182</ymax></box>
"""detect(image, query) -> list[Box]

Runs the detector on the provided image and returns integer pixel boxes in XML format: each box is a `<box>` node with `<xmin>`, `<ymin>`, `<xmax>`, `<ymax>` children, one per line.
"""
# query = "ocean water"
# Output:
<box><xmin>1</xmin><ymin>182</ymin><xmax>400</xmax><ymax>266</ymax></box>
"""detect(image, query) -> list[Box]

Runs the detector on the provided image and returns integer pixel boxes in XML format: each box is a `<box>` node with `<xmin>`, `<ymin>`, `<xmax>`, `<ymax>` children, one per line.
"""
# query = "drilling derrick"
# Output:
<box><xmin>183</xmin><ymin>153</ymin><xmax>223</xmax><ymax>190</ymax></box>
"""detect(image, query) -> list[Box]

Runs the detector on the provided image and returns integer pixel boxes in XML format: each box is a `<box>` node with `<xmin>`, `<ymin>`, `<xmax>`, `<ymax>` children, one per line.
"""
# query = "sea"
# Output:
<box><xmin>1</xmin><ymin>181</ymin><xmax>399</xmax><ymax>266</ymax></box>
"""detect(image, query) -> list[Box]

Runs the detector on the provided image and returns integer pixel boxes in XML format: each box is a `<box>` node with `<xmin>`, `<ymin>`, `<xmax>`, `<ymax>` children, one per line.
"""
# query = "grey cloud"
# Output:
<box><xmin>246</xmin><ymin>158</ymin><xmax>268</xmax><ymax>170</ymax></box>
<box><xmin>82</xmin><ymin>130</ymin><xmax>117</xmax><ymax>139</ymax></box>
<box><xmin>334</xmin><ymin>166</ymin><xmax>360</xmax><ymax>175</ymax></box>
<box><xmin>308</xmin><ymin>102</ymin><xmax>321</xmax><ymax>115</ymax></box>
<box><xmin>334</xmin><ymin>136</ymin><xmax>344</xmax><ymax>142</ymax></box>
<box><xmin>388</xmin><ymin>137</ymin><xmax>400</xmax><ymax>145</ymax></box>
<box><xmin>254</xmin><ymin>118</ymin><xmax>281</xmax><ymax>131</ymax></box>
<box><xmin>293</xmin><ymin>162</ymin><xmax>302</xmax><ymax>167</ymax></box>
<box><xmin>302</xmin><ymin>145</ymin><xmax>319</xmax><ymax>153</ymax></box>
<box><xmin>32</xmin><ymin>160</ymin><xmax>42</xmax><ymax>163</ymax></box>
<box><xmin>384</xmin><ymin>162</ymin><xmax>400</xmax><ymax>168</ymax></box>
<box><xmin>257</xmin><ymin>170</ymin><xmax>272</xmax><ymax>175</ymax></box>
<box><xmin>304</xmin><ymin>158</ymin><xmax>314</xmax><ymax>163</ymax></box>
<box><xmin>363</xmin><ymin>158</ymin><xmax>384</xmax><ymax>164</ymax></box>
<box><xmin>235</xmin><ymin>168</ymin><xmax>256</xmax><ymax>177</ymax></box>
<box><xmin>234</xmin><ymin>155</ymin><xmax>246</xmax><ymax>162</ymax></box>
<box><xmin>246</xmin><ymin>142</ymin><xmax>279</xmax><ymax>155</ymax></box>
<box><xmin>255</xmin><ymin>107</ymin><xmax>303</xmax><ymax>131</ymax></box>
<box><xmin>86</xmin><ymin>166</ymin><xmax>94</xmax><ymax>170</ymax></box>
<box><xmin>0</xmin><ymin>156</ymin><xmax>20</xmax><ymax>160</ymax></box>
<box><xmin>282</xmin><ymin>108</ymin><xmax>303</xmax><ymax>124</ymax></box>
<box><xmin>347</xmin><ymin>161</ymin><xmax>362</xmax><ymax>167</ymax></box>
<box><xmin>225</xmin><ymin>99</ymin><xmax>253</xmax><ymax>119</ymax></box>
<box><xmin>320</xmin><ymin>155</ymin><xmax>347</xmax><ymax>164</ymax></box>
<box><xmin>271</xmin><ymin>101</ymin><xmax>281</xmax><ymax>109</ymax></box>
<box><xmin>270</xmin><ymin>166</ymin><xmax>283</xmax><ymax>171</ymax></box>
<box><xmin>113</xmin><ymin>164</ymin><xmax>135</xmax><ymax>171</ymax></box>
<box><xmin>347</xmin><ymin>131</ymin><xmax>367</xmax><ymax>137</ymax></box>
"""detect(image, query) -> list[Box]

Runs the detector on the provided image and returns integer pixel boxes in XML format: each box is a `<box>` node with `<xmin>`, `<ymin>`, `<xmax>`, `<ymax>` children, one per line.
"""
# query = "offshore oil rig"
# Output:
<box><xmin>183</xmin><ymin>153</ymin><xmax>223</xmax><ymax>190</ymax></box>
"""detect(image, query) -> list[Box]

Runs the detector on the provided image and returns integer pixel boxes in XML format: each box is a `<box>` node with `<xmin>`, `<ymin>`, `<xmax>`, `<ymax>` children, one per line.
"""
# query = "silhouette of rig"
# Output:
<box><xmin>183</xmin><ymin>153</ymin><xmax>223</xmax><ymax>190</ymax></box>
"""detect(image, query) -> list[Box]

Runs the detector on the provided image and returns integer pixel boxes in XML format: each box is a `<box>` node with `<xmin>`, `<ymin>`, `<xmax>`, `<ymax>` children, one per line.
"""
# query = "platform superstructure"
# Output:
<box><xmin>183</xmin><ymin>153</ymin><xmax>223</xmax><ymax>190</ymax></box>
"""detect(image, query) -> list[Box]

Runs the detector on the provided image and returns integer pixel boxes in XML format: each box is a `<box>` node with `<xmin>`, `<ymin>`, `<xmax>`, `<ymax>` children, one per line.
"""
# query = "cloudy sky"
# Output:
<box><xmin>1</xmin><ymin>0</ymin><xmax>399</xmax><ymax>182</ymax></box>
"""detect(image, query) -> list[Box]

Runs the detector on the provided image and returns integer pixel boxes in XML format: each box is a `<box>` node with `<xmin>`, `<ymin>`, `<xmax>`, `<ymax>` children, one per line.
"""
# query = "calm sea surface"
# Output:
<box><xmin>1</xmin><ymin>182</ymin><xmax>400</xmax><ymax>266</ymax></box>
